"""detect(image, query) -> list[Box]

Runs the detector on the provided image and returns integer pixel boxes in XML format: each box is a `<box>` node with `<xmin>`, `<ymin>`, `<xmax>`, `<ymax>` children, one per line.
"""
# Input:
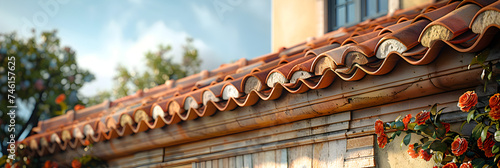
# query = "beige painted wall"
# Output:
<box><xmin>376</xmin><ymin>132</ymin><xmax>434</xmax><ymax>168</ymax></box>
<box><xmin>401</xmin><ymin>0</ymin><xmax>433</xmax><ymax>9</ymax></box>
<box><xmin>271</xmin><ymin>0</ymin><xmax>325</xmax><ymax>52</ymax></box>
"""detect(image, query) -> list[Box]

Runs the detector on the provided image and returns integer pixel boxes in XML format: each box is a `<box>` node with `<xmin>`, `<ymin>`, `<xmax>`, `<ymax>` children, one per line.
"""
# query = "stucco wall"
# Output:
<box><xmin>376</xmin><ymin>132</ymin><xmax>434</xmax><ymax>168</ymax></box>
<box><xmin>401</xmin><ymin>0</ymin><xmax>433</xmax><ymax>10</ymax></box>
<box><xmin>271</xmin><ymin>0</ymin><xmax>325</xmax><ymax>52</ymax></box>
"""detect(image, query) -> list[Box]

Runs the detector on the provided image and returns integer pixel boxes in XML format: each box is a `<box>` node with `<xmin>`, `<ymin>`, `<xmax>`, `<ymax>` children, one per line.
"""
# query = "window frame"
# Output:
<box><xmin>327</xmin><ymin>0</ymin><xmax>389</xmax><ymax>32</ymax></box>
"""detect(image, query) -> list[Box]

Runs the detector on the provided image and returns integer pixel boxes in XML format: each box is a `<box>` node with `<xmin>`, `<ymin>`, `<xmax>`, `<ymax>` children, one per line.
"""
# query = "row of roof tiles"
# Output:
<box><xmin>23</xmin><ymin>0</ymin><xmax>500</xmax><ymax>156</ymax></box>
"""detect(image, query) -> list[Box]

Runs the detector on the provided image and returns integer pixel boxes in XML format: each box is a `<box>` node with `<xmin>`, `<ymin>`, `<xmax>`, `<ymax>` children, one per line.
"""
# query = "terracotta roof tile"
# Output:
<box><xmin>23</xmin><ymin>0</ymin><xmax>500</xmax><ymax>156</ymax></box>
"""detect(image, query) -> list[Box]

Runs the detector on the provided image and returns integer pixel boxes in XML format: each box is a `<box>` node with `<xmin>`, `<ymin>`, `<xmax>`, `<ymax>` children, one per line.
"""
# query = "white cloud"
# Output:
<box><xmin>190</xmin><ymin>3</ymin><xmax>245</xmax><ymax>60</ymax></box>
<box><xmin>191</xmin><ymin>3</ymin><xmax>221</xmax><ymax>29</ymax></box>
<box><xmin>78</xmin><ymin>20</ymin><xmax>218</xmax><ymax>97</ymax></box>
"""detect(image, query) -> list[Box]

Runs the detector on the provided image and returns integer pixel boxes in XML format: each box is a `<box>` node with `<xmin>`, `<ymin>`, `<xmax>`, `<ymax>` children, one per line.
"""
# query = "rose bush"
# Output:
<box><xmin>375</xmin><ymin>90</ymin><xmax>500</xmax><ymax>167</ymax></box>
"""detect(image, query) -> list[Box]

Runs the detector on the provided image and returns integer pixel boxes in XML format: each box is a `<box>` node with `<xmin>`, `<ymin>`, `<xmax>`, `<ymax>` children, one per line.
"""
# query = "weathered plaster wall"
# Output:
<box><xmin>401</xmin><ymin>0</ymin><xmax>433</xmax><ymax>9</ymax></box>
<box><xmin>271</xmin><ymin>0</ymin><xmax>325</xmax><ymax>52</ymax></box>
<box><xmin>376</xmin><ymin>132</ymin><xmax>434</xmax><ymax>168</ymax></box>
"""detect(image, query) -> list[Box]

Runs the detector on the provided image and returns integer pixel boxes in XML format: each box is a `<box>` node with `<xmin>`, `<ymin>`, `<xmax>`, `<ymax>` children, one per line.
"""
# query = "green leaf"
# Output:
<box><xmin>403</xmin><ymin>134</ymin><xmax>411</xmax><ymax>146</ymax></box>
<box><xmin>495</xmin><ymin>154</ymin><xmax>500</xmax><ymax>162</ymax></box>
<box><xmin>475</xmin><ymin>113</ymin><xmax>489</xmax><ymax>121</ymax></box>
<box><xmin>434</xmin><ymin>121</ymin><xmax>443</xmax><ymax>128</ymax></box>
<box><xmin>447</xmin><ymin>132</ymin><xmax>459</xmax><ymax>138</ymax></box>
<box><xmin>422</xmin><ymin>124</ymin><xmax>436</xmax><ymax>137</ymax></box>
<box><xmin>468</xmin><ymin>110</ymin><xmax>475</xmax><ymax>123</ymax></box>
<box><xmin>430</xmin><ymin>104</ymin><xmax>437</xmax><ymax>115</ymax></box>
<box><xmin>437</xmin><ymin>107</ymin><xmax>446</xmax><ymax>115</ymax></box>
<box><xmin>470</xmin><ymin>56</ymin><xmax>479</xmax><ymax>66</ymax></box>
<box><xmin>395</xmin><ymin>121</ymin><xmax>405</xmax><ymax>130</ymax></box>
<box><xmin>442</xmin><ymin>137</ymin><xmax>453</xmax><ymax>144</ymax></box>
<box><xmin>414</xmin><ymin>124</ymin><xmax>428</xmax><ymax>131</ymax></box>
<box><xmin>472</xmin><ymin>158</ymin><xmax>486</xmax><ymax>168</ymax></box>
<box><xmin>472</xmin><ymin>123</ymin><xmax>484</xmax><ymax>139</ymax></box>
<box><xmin>434</xmin><ymin>112</ymin><xmax>442</xmax><ymax>124</ymax></box>
<box><xmin>466</xmin><ymin>151</ymin><xmax>476</xmax><ymax>158</ymax></box>
<box><xmin>488</xmin><ymin>71</ymin><xmax>493</xmax><ymax>80</ymax></box>
<box><xmin>429</xmin><ymin>140</ymin><xmax>447</xmax><ymax>152</ymax></box>
<box><xmin>435</xmin><ymin>128</ymin><xmax>446</xmax><ymax>139</ymax></box>
<box><xmin>460</xmin><ymin>121</ymin><xmax>467</xmax><ymax>132</ymax></box>
<box><xmin>485</xmin><ymin>106</ymin><xmax>491</xmax><ymax>112</ymax></box>
<box><xmin>420</xmin><ymin>137</ymin><xmax>429</xmax><ymax>144</ymax></box>
<box><xmin>443</xmin><ymin>155</ymin><xmax>454</xmax><ymax>162</ymax></box>
<box><xmin>476</xmin><ymin>49</ymin><xmax>490</xmax><ymax>64</ymax></box>
<box><xmin>422</xmin><ymin>141</ymin><xmax>432</xmax><ymax>150</ymax></box>
<box><xmin>390</xmin><ymin>122</ymin><xmax>396</xmax><ymax>129</ymax></box>
<box><xmin>408</xmin><ymin>123</ymin><xmax>416</xmax><ymax>130</ymax></box>
<box><xmin>493</xmin><ymin>145</ymin><xmax>500</xmax><ymax>154</ymax></box>
<box><xmin>482</xmin><ymin>126</ymin><xmax>491</xmax><ymax>143</ymax></box>
<box><xmin>391</xmin><ymin>132</ymin><xmax>397</xmax><ymax>140</ymax></box>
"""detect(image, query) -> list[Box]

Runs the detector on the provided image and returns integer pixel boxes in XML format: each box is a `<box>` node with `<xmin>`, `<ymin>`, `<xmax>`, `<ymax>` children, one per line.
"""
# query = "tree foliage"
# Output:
<box><xmin>0</xmin><ymin>30</ymin><xmax>94</xmax><ymax>156</ymax></box>
<box><xmin>108</xmin><ymin>37</ymin><xmax>202</xmax><ymax>99</ymax></box>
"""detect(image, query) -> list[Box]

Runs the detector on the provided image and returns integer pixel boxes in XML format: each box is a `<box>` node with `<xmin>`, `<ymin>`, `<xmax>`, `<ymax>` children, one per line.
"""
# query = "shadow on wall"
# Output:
<box><xmin>376</xmin><ymin>131</ymin><xmax>434</xmax><ymax>168</ymax></box>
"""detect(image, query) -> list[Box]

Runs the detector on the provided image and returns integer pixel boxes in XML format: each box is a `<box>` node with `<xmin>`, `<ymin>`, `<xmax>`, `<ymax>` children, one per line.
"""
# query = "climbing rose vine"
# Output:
<box><xmin>375</xmin><ymin>91</ymin><xmax>500</xmax><ymax>167</ymax></box>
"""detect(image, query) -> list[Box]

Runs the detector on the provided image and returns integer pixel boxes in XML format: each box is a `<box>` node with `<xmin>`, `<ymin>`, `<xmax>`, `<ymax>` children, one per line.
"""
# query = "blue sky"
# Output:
<box><xmin>0</xmin><ymin>0</ymin><xmax>271</xmax><ymax>97</ymax></box>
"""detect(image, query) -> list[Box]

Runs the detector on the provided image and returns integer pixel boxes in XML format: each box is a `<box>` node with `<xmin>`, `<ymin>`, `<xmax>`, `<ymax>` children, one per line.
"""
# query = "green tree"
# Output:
<box><xmin>109</xmin><ymin>37</ymin><xmax>202</xmax><ymax>99</ymax></box>
<box><xmin>0</xmin><ymin>30</ymin><xmax>94</xmax><ymax>157</ymax></box>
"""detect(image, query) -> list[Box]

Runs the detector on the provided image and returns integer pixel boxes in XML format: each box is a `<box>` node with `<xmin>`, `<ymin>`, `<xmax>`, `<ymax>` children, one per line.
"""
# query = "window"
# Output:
<box><xmin>328</xmin><ymin>0</ymin><xmax>389</xmax><ymax>31</ymax></box>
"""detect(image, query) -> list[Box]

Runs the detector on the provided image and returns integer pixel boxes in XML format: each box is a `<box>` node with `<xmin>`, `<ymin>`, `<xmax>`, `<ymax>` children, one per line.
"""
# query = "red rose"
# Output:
<box><xmin>74</xmin><ymin>104</ymin><xmax>85</xmax><ymax>111</ymax></box>
<box><xmin>375</xmin><ymin>119</ymin><xmax>385</xmax><ymax>135</ymax></box>
<box><xmin>55</xmin><ymin>94</ymin><xmax>66</xmax><ymax>104</ymax></box>
<box><xmin>477</xmin><ymin>133</ymin><xmax>495</xmax><ymax>157</ymax></box>
<box><xmin>451</xmin><ymin>137</ymin><xmax>468</xmax><ymax>156</ymax></box>
<box><xmin>443</xmin><ymin>162</ymin><xmax>458</xmax><ymax>168</ymax></box>
<box><xmin>415</xmin><ymin>111</ymin><xmax>430</xmax><ymax>125</ymax></box>
<box><xmin>5</xmin><ymin>162</ymin><xmax>11</xmax><ymax>168</ymax></box>
<box><xmin>403</xmin><ymin>114</ymin><xmax>412</xmax><ymax>130</ymax></box>
<box><xmin>83</xmin><ymin>139</ymin><xmax>90</xmax><ymax>146</ymax></box>
<box><xmin>490</xmin><ymin>107</ymin><xmax>500</xmax><ymax>120</ymax></box>
<box><xmin>419</xmin><ymin>149</ymin><xmax>432</xmax><ymax>161</ymax></box>
<box><xmin>71</xmin><ymin>159</ymin><xmax>82</xmax><ymax>168</ymax></box>
<box><xmin>460</xmin><ymin>162</ymin><xmax>472</xmax><ymax>168</ymax></box>
<box><xmin>485</xmin><ymin>148</ymin><xmax>495</xmax><ymax>157</ymax></box>
<box><xmin>377</xmin><ymin>133</ymin><xmax>388</xmax><ymax>148</ymax></box>
<box><xmin>477</xmin><ymin>133</ymin><xmax>495</xmax><ymax>150</ymax></box>
<box><xmin>44</xmin><ymin>161</ymin><xmax>52</xmax><ymax>168</ymax></box>
<box><xmin>490</xmin><ymin>93</ymin><xmax>500</xmax><ymax>109</ymax></box>
<box><xmin>458</xmin><ymin>91</ymin><xmax>477</xmax><ymax>112</ymax></box>
<box><xmin>407</xmin><ymin>144</ymin><xmax>418</xmax><ymax>158</ymax></box>
<box><xmin>442</xmin><ymin>122</ymin><xmax>450</xmax><ymax>133</ymax></box>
